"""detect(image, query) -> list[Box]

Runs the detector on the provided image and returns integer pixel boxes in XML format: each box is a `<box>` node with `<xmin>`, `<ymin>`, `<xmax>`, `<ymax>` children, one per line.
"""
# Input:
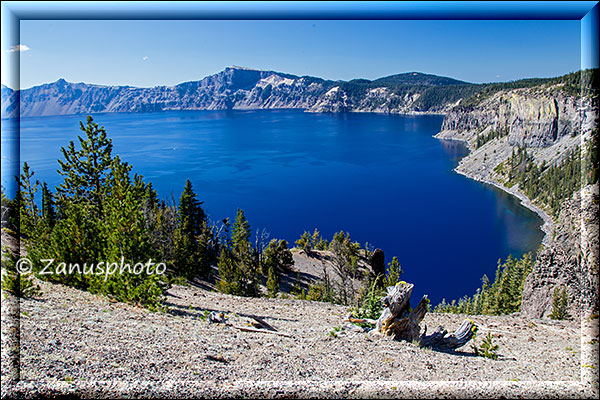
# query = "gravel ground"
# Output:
<box><xmin>2</xmin><ymin>277</ymin><xmax>598</xmax><ymax>398</ymax></box>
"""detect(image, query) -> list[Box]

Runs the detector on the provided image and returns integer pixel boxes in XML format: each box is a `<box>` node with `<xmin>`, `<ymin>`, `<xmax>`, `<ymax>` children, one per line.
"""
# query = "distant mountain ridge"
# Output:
<box><xmin>1</xmin><ymin>67</ymin><xmax>478</xmax><ymax>118</ymax></box>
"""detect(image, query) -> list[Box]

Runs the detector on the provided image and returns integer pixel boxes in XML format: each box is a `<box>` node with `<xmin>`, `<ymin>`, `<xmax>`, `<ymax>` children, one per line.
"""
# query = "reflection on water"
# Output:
<box><xmin>439</xmin><ymin>138</ymin><xmax>469</xmax><ymax>164</ymax></box>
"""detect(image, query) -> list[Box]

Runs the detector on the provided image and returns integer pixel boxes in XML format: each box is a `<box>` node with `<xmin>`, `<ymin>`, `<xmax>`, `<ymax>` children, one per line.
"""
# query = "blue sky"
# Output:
<box><xmin>6</xmin><ymin>19</ymin><xmax>582</xmax><ymax>89</ymax></box>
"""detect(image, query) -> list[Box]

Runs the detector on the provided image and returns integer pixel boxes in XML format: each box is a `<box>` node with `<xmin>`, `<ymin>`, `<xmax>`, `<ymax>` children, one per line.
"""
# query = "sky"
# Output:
<box><xmin>3</xmin><ymin>19</ymin><xmax>583</xmax><ymax>89</ymax></box>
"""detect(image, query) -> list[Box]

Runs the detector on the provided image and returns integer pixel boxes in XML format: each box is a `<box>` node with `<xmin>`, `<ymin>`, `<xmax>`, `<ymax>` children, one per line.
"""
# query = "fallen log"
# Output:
<box><xmin>248</xmin><ymin>314</ymin><xmax>278</xmax><ymax>332</ymax></box>
<box><xmin>232</xmin><ymin>325</ymin><xmax>293</xmax><ymax>338</ymax></box>
<box><xmin>373</xmin><ymin>281</ymin><xmax>476</xmax><ymax>351</ymax></box>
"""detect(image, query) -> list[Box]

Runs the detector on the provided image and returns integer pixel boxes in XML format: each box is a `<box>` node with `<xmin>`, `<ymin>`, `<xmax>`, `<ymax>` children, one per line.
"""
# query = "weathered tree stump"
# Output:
<box><xmin>373</xmin><ymin>281</ymin><xmax>476</xmax><ymax>351</ymax></box>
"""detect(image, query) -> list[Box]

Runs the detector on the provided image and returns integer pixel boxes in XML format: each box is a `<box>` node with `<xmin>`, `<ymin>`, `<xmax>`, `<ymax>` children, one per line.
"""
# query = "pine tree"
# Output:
<box><xmin>41</xmin><ymin>182</ymin><xmax>56</xmax><ymax>228</ymax></box>
<box><xmin>56</xmin><ymin>115</ymin><xmax>113</xmax><ymax>216</ymax></box>
<box><xmin>266</xmin><ymin>261</ymin><xmax>279</xmax><ymax>298</ymax></box>
<box><xmin>550</xmin><ymin>286</ymin><xmax>569</xmax><ymax>320</ymax></box>
<box><xmin>178</xmin><ymin>179</ymin><xmax>206</xmax><ymax>239</ymax></box>
<box><xmin>383</xmin><ymin>256</ymin><xmax>403</xmax><ymax>288</ymax></box>
<box><xmin>174</xmin><ymin>179</ymin><xmax>209</xmax><ymax>278</ymax></box>
<box><xmin>232</xmin><ymin>209</ymin><xmax>251</xmax><ymax>252</ymax></box>
<box><xmin>216</xmin><ymin>248</ymin><xmax>241</xmax><ymax>295</ymax></box>
<box><xmin>263</xmin><ymin>239</ymin><xmax>294</xmax><ymax>274</ymax></box>
<box><xmin>18</xmin><ymin>162</ymin><xmax>40</xmax><ymax>238</ymax></box>
<box><xmin>295</xmin><ymin>231</ymin><xmax>312</xmax><ymax>253</ymax></box>
<box><xmin>230</xmin><ymin>209</ymin><xmax>259</xmax><ymax>296</ymax></box>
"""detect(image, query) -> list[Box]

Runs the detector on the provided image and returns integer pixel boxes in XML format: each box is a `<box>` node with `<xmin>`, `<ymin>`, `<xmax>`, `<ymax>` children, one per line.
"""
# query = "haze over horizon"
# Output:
<box><xmin>3</xmin><ymin>19</ymin><xmax>581</xmax><ymax>90</ymax></box>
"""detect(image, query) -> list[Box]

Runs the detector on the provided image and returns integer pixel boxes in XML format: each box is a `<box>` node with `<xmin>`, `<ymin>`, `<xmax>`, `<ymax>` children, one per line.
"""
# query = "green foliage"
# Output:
<box><xmin>328</xmin><ymin>326</ymin><xmax>341</xmax><ymax>338</ymax></box>
<box><xmin>266</xmin><ymin>259</ymin><xmax>279</xmax><ymax>298</ymax></box>
<box><xmin>351</xmin><ymin>275</ymin><xmax>384</xmax><ymax>321</ymax></box>
<box><xmin>216</xmin><ymin>249</ymin><xmax>242</xmax><ymax>295</ymax></box>
<box><xmin>435</xmin><ymin>253</ymin><xmax>533</xmax><ymax>316</ymax></box>
<box><xmin>1</xmin><ymin>248</ymin><xmax>41</xmax><ymax>298</ymax></box>
<box><xmin>1</xmin><ymin>185</ymin><xmax>19</xmax><ymax>231</ymax></box>
<box><xmin>41</xmin><ymin>182</ymin><xmax>56</xmax><ymax>229</ymax></box>
<box><xmin>56</xmin><ymin>115</ymin><xmax>113</xmax><ymax>217</ymax></box>
<box><xmin>305</xmin><ymin>280</ymin><xmax>338</xmax><ymax>303</ymax></box>
<box><xmin>263</xmin><ymin>239</ymin><xmax>294</xmax><ymax>273</ymax></box>
<box><xmin>263</xmin><ymin>239</ymin><xmax>291</xmax><ymax>298</ymax></box>
<box><xmin>475</xmin><ymin>129</ymin><xmax>508</xmax><ymax>149</ymax></box>
<box><xmin>295</xmin><ymin>231</ymin><xmax>312</xmax><ymax>252</ymax></box>
<box><xmin>295</xmin><ymin>228</ymin><xmax>328</xmax><ymax>253</ymax></box>
<box><xmin>174</xmin><ymin>179</ymin><xmax>210</xmax><ymax>279</ymax></box>
<box><xmin>313</xmin><ymin>229</ymin><xmax>329</xmax><ymax>250</ymax></box>
<box><xmin>329</xmin><ymin>230</ymin><xmax>362</xmax><ymax>305</ymax></box>
<box><xmin>216</xmin><ymin>209</ymin><xmax>260</xmax><ymax>297</ymax></box>
<box><xmin>460</xmin><ymin>69</ymin><xmax>599</xmax><ymax>108</ymax></box>
<box><xmin>18</xmin><ymin>162</ymin><xmax>40</xmax><ymax>238</ymax></box>
<box><xmin>232</xmin><ymin>209</ymin><xmax>260</xmax><ymax>297</ymax></box>
<box><xmin>471</xmin><ymin>332</ymin><xmax>499</xmax><ymax>360</ymax></box>
<box><xmin>549</xmin><ymin>286</ymin><xmax>570</xmax><ymax>320</ymax></box>
<box><xmin>178</xmin><ymin>179</ymin><xmax>206</xmax><ymax>239</ymax></box>
<box><xmin>15</xmin><ymin>116</ymin><xmax>169</xmax><ymax>310</ymax></box>
<box><xmin>383</xmin><ymin>256</ymin><xmax>403</xmax><ymax>288</ymax></box>
<box><xmin>495</xmin><ymin>146</ymin><xmax>587</xmax><ymax>218</ymax></box>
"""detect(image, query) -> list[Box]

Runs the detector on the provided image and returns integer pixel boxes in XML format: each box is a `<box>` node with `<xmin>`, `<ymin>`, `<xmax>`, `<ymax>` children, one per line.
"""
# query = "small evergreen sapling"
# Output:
<box><xmin>550</xmin><ymin>286</ymin><xmax>569</xmax><ymax>320</ymax></box>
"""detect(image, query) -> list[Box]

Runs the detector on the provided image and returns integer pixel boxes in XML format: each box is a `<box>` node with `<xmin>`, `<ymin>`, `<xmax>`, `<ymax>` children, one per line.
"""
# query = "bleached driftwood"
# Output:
<box><xmin>419</xmin><ymin>319</ymin><xmax>477</xmax><ymax>351</ymax></box>
<box><xmin>373</xmin><ymin>281</ymin><xmax>476</xmax><ymax>350</ymax></box>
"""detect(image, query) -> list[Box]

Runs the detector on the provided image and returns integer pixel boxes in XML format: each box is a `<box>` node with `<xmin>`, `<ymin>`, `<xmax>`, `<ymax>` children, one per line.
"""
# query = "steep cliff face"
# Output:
<box><xmin>2</xmin><ymin>67</ymin><xmax>472</xmax><ymax>118</ymax></box>
<box><xmin>436</xmin><ymin>85</ymin><xmax>595</xmax><ymax>205</ymax></box>
<box><xmin>440</xmin><ymin>88</ymin><xmax>593</xmax><ymax>148</ymax></box>
<box><xmin>521</xmin><ymin>184</ymin><xmax>599</xmax><ymax>319</ymax></box>
<box><xmin>435</xmin><ymin>82</ymin><xmax>599</xmax><ymax>319</ymax></box>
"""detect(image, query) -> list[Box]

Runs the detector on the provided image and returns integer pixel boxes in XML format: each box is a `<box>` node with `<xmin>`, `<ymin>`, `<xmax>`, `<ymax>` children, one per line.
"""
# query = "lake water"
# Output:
<box><xmin>2</xmin><ymin>110</ymin><xmax>544</xmax><ymax>304</ymax></box>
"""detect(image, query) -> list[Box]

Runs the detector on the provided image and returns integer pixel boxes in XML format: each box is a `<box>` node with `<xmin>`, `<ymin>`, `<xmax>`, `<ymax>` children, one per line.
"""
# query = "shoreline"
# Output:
<box><xmin>434</xmin><ymin>134</ymin><xmax>555</xmax><ymax>247</ymax></box>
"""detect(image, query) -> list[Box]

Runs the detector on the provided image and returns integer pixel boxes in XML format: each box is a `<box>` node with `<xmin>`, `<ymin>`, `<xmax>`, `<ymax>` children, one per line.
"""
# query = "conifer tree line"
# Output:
<box><xmin>493</xmin><ymin>136</ymin><xmax>598</xmax><ymax>218</ymax></box>
<box><xmin>435</xmin><ymin>253</ymin><xmax>534</xmax><ymax>315</ymax></box>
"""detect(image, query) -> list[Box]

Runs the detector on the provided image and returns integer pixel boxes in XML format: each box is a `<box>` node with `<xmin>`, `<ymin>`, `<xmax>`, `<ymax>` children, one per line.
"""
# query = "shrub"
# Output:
<box><xmin>549</xmin><ymin>286</ymin><xmax>570</xmax><ymax>320</ymax></box>
<box><xmin>1</xmin><ymin>249</ymin><xmax>41</xmax><ymax>298</ymax></box>
<box><xmin>351</xmin><ymin>276</ymin><xmax>384</xmax><ymax>321</ymax></box>
<box><xmin>472</xmin><ymin>332</ymin><xmax>499</xmax><ymax>360</ymax></box>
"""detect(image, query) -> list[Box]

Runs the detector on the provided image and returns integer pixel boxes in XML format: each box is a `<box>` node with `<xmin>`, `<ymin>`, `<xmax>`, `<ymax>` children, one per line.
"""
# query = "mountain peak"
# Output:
<box><xmin>227</xmin><ymin>65</ymin><xmax>262</xmax><ymax>71</ymax></box>
<box><xmin>51</xmin><ymin>78</ymin><xmax>69</xmax><ymax>86</ymax></box>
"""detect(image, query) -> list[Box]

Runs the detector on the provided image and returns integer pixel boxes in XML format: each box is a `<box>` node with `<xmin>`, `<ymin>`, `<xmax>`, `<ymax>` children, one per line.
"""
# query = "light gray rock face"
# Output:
<box><xmin>2</xmin><ymin>67</ymin><xmax>468</xmax><ymax>118</ymax></box>
<box><xmin>521</xmin><ymin>184</ymin><xmax>599</xmax><ymax>319</ymax></box>
<box><xmin>440</xmin><ymin>88</ymin><xmax>594</xmax><ymax>149</ymax></box>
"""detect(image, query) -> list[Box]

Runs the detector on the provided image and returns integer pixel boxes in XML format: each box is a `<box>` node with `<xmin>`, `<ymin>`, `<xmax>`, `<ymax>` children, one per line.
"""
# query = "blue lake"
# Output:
<box><xmin>2</xmin><ymin>110</ymin><xmax>544</xmax><ymax>304</ymax></box>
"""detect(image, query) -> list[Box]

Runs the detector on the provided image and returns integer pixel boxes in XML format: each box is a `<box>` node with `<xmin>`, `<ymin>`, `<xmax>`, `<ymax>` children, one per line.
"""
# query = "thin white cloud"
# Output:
<box><xmin>142</xmin><ymin>56</ymin><xmax>149</xmax><ymax>61</ymax></box>
<box><xmin>7</xmin><ymin>44</ymin><xmax>30</xmax><ymax>53</ymax></box>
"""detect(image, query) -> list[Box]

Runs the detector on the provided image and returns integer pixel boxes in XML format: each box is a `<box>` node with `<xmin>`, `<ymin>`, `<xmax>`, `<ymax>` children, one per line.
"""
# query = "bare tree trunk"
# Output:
<box><xmin>373</xmin><ymin>281</ymin><xmax>476</xmax><ymax>351</ymax></box>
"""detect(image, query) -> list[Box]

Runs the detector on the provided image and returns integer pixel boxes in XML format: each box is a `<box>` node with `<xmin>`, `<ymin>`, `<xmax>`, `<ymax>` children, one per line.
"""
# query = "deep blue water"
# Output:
<box><xmin>1</xmin><ymin>110</ymin><xmax>544</xmax><ymax>304</ymax></box>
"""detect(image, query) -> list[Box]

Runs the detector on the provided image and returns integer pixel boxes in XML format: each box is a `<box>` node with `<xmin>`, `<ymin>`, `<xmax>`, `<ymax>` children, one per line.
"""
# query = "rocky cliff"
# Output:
<box><xmin>521</xmin><ymin>184</ymin><xmax>599</xmax><ymax>319</ymax></box>
<box><xmin>1</xmin><ymin>67</ymin><xmax>474</xmax><ymax>118</ymax></box>
<box><xmin>435</xmin><ymin>78</ymin><xmax>599</xmax><ymax>319</ymax></box>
